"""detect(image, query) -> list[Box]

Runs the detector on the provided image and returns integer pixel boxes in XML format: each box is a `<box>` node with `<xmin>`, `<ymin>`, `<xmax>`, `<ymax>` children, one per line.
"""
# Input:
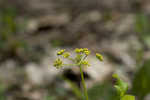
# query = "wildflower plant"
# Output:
<box><xmin>53</xmin><ymin>48</ymin><xmax>134</xmax><ymax>100</ymax></box>
<box><xmin>113</xmin><ymin>74</ymin><xmax>135</xmax><ymax>100</ymax></box>
<box><xmin>53</xmin><ymin>48</ymin><xmax>103</xmax><ymax>100</ymax></box>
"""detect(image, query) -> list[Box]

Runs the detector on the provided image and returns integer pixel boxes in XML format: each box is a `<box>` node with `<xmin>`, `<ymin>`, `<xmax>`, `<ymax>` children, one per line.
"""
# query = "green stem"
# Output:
<box><xmin>63</xmin><ymin>64</ymin><xmax>78</xmax><ymax>66</ymax></box>
<box><xmin>79</xmin><ymin>65</ymin><xmax>89</xmax><ymax>100</ymax></box>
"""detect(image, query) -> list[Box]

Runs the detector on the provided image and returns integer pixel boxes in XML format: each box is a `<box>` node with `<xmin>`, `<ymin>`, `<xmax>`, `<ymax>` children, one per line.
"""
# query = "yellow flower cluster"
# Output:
<box><xmin>75</xmin><ymin>48</ymin><xmax>91</xmax><ymax>55</ymax></box>
<box><xmin>53</xmin><ymin>48</ymin><xmax>103</xmax><ymax>69</ymax></box>
<box><xmin>96</xmin><ymin>53</ymin><xmax>103</xmax><ymax>61</ymax></box>
<box><xmin>53</xmin><ymin>58</ymin><xmax>63</xmax><ymax>69</ymax></box>
<box><xmin>57</xmin><ymin>49</ymin><xmax>65</xmax><ymax>55</ymax></box>
<box><xmin>83</xmin><ymin>48</ymin><xmax>90</xmax><ymax>55</ymax></box>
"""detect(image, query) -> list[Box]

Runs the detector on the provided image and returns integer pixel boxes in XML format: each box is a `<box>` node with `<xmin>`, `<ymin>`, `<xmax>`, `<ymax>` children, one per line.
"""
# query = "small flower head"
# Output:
<box><xmin>75</xmin><ymin>48</ymin><xmax>91</xmax><ymax>56</ymax></box>
<box><xmin>80</xmin><ymin>60</ymin><xmax>90</xmax><ymax>66</ymax></box>
<box><xmin>53</xmin><ymin>58</ymin><xmax>63</xmax><ymax>69</ymax></box>
<box><xmin>83</xmin><ymin>48</ymin><xmax>88</xmax><ymax>51</ymax></box>
<box><xmin>75</xmin><ymin>48</ymin><xmax>83</xmax><ymax>53</ymax></box>
<box><xmin>96</xmin><ymin>53</ymin><xmax>103</xmax><ymax>61</ymax></box>
<box><xmin>83</xmin><ymin>48</ymin><xmax>90</xmax><ymax>55</ymax></box>
<box><xmin>57</xmin><ymin>49</ymin><xmax>65</xmax><ymax>55</ymax></box>
<box><xmin>62</xmin><ymin>52</ymin><xmax>70</xmax><ymax>58</ymax></box>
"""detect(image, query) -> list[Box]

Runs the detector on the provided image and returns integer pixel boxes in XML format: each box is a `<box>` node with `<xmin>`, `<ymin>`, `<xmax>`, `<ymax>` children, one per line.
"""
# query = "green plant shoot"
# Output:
<box><xmin>113</xmin><ymin>74</ymin><xmax>135</xmax><ymax>100</ymax></box>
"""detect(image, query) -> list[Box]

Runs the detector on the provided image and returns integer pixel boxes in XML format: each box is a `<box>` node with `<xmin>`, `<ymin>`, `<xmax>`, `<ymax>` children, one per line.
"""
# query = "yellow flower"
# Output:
<box><xmin>79</xmin><ymin>48</ymin><xmax>84</xmax><ymax>52</ymax></box>
<box><xmin>83</xmin><ymin>48</ymin><xmax>90</xmax><ymax>55</ymax></box>
<box><xmin>53</xmin><ymin>58</ymin><xmax>63</xmax><ymax>69</ymax></box>
<box><xmin>83</xmin><ymin>48</ymin><xmax>88</xmax><ymax>51</ymax></box>
<box><xmin>96</xmin><ymin>53</ymin><xmax>103</xmax><ymax>61</ymax></box>
<box><xmin>57</xmin><ymin>49</ymin><xmax>65</xmax><ymax>55</ymax></box>
<box><xmin>62</xmin><ymin>52</ymin><xmax>70</xmax><ymax>58</ymax></box>
<box><xmin>75</xmin><ymin>48</ymin><xmax>80</xmax><ymax>53</ymax></box>
<box><xmin>75</xmin><ymin>48</ymin><xmax>83</xmax><ymax>53</ymax></box>
<box><xmin>80</xmin><ymin>60</ymin><xmax>90</xmax><ymax>66</ymax></box>
<box><xmin>84</xmin><ymin>50</ymin><xmax>90</xmax><ymax>55</ymax></box>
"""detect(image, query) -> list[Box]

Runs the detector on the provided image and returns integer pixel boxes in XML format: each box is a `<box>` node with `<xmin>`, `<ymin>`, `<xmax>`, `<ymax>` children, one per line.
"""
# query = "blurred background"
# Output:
<box><xmin>0</xmin><ymin>0</ymin><xmax>150</xmax><ymax>100</ymax></box>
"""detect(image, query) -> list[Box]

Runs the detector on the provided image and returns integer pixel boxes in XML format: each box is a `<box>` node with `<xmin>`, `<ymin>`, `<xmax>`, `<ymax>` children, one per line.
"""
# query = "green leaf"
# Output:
<box><xmin>132</xmin><ymin>59</ymin><xmax>150</xmax><ymax>99</ymax></box>
<box><xmin>121</xmin><ymin>95</ymin><xmax>135</xmax><ymax>100</ymax></box>
<box><xmin>135</xmin><ymin>14</ymin><xmax>150</xmax><ymax>47</ymax></box>
<box><xmin>88</xmin><ymin>81</ymin><xmax>119</xmax><ymax>100</ymax></box>
<box><xmin>112</xmin><ymin>74</ymin><xmax>128</xmax><ymax>97</ymax></box>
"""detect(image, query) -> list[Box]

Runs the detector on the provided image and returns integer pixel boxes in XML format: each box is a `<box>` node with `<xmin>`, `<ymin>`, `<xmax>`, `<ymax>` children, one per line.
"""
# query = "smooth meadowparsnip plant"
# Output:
<box><xmin>113</xmin><ymin>74</ymin><xmax>135</xmax><ymax>100</ymax></box>
<box><xmin>53</xmin><ymin>48</ymin><xmax>103</xmax><ymax>100</ymax></box>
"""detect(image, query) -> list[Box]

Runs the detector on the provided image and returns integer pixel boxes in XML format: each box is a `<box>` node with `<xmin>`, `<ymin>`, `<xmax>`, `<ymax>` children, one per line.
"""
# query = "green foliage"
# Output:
<box><xmin>132</xmin><ymin>59</ymin><xmax>150</xmax><ymax>99</ymax></box>
<box><xmin>0</xmin><ymin>6</ymin><xmax>28</xmax><ymax>57</ymax></box>
<box><xmin>121</xmin><ymin>95</ymin><xmax>135</xmax><ymax>100</ymax></box>
<box><xmin>0</xmin><ymin>82</ymin><xmax>6</xmax><ymax>100</ymax></box>
<box><xmin>135</xmin><ymin>14</ymin><xmax>150</xmax><ymax>35</ymax></box>
<box><xmin>0</xmin><ymin>7</ymin><xmax>17</xmax><ymax>40</ymax></box>
<box><xmin>45</xmin><ymin>96</ymin><xmax>56</xmax><ymax>100</ymax></box>
<box><xmin>88</xmin><ymin>81</ymin><xmax>118</xmax><ymax>100</ymax></box>
<box><xmin>113</xmin><ymin>74</ymin><xmax>135</xmax><ymax>100</ymax></box>
<box><xmin>45</xmin><ymin>88</ymin><xmax>68</xmax><ymax>100</ymax></box>
<box><xmin>64</xmin><ymin>78</ymin><xmax>83</xmax><ymax>100</ymax></box>
<box><xmin>0</xmin><ymin>6</ymin><xmax>46</xmax><ymax>63</ymax></box>
<box><xmin>135</xmin><ymin>49</ymin><xmax>144</xmax><ymax>64</ymax></box>
<box><xmin>112</xmin><ymin>74</ymin><xmax>128</xmax><ymax>97</ymax></box>
<box><xmin>135</xmin><ymin>14</ymin><xmax>150</xmax><ymax>47</ymax></box>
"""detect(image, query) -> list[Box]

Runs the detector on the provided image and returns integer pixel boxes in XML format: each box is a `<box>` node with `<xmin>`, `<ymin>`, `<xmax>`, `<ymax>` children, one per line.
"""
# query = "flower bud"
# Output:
<box><xmin>53</xmin><ymin>58</ymin><xmax>63</xmax><ymax>69</ymax></box>
<box><xmin>63</xmin><ymin>52</ymin><xmax>70</xmax><ymax>58</ymax></box>
<box><xmin>96</xmin><ymin>53</ymin><xmax>103</xmax><ymax>61</ymax></box>
<box><xmin>57</xmin><ymin>49</ymin><xmax>65</xmax><ymax>55</ymax></box>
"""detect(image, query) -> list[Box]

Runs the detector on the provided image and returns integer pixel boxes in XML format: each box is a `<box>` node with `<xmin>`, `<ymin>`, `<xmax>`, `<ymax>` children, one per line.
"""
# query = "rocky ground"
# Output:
<box><xmin>0</xmin><ymin>0</ymin><xmax>150</xmax><ymax>100</ymax></box>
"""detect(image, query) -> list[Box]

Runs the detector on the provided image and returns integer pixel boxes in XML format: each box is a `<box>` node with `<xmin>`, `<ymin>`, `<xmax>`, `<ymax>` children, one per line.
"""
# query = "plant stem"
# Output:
<box><xmin>79</xmin><ymin>65</ymin><xmax>89</xmax><ymax>100</ymax></box>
